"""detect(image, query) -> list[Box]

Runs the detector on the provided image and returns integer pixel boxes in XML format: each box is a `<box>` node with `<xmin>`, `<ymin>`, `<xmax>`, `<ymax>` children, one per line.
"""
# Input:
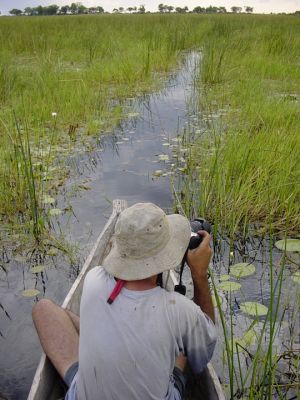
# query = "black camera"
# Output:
<box><xmin>175</xmin><ymin>218</ymin><xmax>212</xmax><ymax>296</ymax></box>
<box><xmin>188</xmin><ymin>218</ymin><xmax>212</xmax><ymax>249</ymax></box>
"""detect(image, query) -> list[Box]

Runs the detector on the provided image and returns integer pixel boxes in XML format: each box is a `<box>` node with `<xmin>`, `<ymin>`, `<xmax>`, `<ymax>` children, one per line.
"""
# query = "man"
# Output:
<box><xmin>32</xmin><ymin>203</ymin><xmax>216</xmax><ymax>399</ymax></box>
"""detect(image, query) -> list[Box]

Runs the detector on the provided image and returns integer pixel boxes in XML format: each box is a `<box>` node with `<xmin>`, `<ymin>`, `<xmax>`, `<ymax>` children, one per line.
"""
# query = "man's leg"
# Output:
<box><xmin>32</xmin><ymin>299</ymin><xmax>79</xmax><ymax>380</ymax></box>
<box><xmin>175</xmin><ymin>354</ymin><xmax>187</xmax><ymax>372</ymax></box>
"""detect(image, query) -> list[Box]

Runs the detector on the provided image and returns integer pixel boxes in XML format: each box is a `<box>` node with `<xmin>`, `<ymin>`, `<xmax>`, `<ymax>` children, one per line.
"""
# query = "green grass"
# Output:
<box><xmin>169</xmin><ymin>16</ymin><xmax>300</xmax><ymax>400</ymax></box>
<box><xmin>169</xmin><ymin>14</ymin><xmax>300</xmax><ymax>400</ymax></box>
<box><xmin>2</xmin><ymin>14</ymin><xmax>299</xmax><ymax>238</ymax></box>
<box><xmin>178</xmin><ymin>14</ymin><xmax>300</xmax><ymax>236</ymax></box>
<box><xmin>0</xmin><ymin>14</ymin><xmax>210</xmax><ymax>236</ymax></box>
<box><xmin>1</xmin><ymin>15</ymin><xmax>299</xmax><ymax>397</ymax></box>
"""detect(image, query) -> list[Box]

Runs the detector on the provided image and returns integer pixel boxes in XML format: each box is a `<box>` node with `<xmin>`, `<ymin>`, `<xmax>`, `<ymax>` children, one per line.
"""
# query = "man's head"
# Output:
<box><xmin>103</xmin><ymin>203</ymin><xmax>191</xmax><ymax>280</ymax></box>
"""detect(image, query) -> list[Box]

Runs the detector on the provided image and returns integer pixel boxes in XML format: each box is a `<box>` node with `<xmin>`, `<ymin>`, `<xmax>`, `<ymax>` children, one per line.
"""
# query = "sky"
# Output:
<box><xmin>1</xmin><ymin>0</ymin><xmax>299</xmax><ymax>15</ymax></box>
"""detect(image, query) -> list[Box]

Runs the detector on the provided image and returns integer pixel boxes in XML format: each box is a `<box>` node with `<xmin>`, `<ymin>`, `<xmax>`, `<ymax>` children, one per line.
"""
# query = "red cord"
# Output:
<box><xmin>107</xmin><ymin>279</ymin><xmax>126</xmax><ymax>304</ymax></box>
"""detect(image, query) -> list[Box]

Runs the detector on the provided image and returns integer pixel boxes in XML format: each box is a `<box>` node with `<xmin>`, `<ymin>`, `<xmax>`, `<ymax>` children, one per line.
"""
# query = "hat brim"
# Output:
<box><xmin>102</xmin><ymin>214</ymin><xmax>191</xmax><ymax>280</ymax></box>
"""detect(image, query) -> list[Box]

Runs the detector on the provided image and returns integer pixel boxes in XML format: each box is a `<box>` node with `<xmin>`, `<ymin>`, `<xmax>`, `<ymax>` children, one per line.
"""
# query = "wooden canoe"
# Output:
<box><xmin>28</xmin><ymin>199</ymin><xmax>225</xmax><ymax>400</ymax></box>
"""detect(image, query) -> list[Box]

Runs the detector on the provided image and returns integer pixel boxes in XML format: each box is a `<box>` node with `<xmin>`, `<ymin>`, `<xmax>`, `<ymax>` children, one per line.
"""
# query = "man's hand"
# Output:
<box><xmin>186</xmin><ymin>231</ymin><xmax>215</xmax><ymax>324</ymax></box>
<box><xmin>187</xmin><ymin>231</ymin><xmax>212</xmax><ymax>278</ymax></box>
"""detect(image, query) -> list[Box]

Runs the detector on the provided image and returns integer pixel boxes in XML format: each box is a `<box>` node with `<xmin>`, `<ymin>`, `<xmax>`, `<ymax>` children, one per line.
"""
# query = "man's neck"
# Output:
<box><xmin>123</xmin><ymin>275</ymin><xmax>158</xmax><ymax>291</ymax></box>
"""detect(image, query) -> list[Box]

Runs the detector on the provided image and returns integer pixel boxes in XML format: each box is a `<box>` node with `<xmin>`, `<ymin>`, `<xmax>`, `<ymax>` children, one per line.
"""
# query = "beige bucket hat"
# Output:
<box><xmin>103</xmin><ymin>203</ymin><xmax>191</xmax><ymax>280</ymax></box>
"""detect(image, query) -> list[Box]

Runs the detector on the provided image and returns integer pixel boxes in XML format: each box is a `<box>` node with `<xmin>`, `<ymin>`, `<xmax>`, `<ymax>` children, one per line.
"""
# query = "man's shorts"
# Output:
<box><xmin>64</xmin><ymin>363</ymin><xmax>186</xmax><ymax>400</ymax></box>
<box><xmin>64</xmin><ymin>362</ymin><xmax>78</xmax><ymax>400</ymax></box>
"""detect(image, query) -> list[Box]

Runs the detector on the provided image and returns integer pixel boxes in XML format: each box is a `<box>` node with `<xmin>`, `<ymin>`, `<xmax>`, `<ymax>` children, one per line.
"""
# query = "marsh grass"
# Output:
<box><xmin>170</xmin><ymin>14</ymin><xmax>300</xmax><ymax>400</ymax></box>
<box><xmin>4</xmin><ymin>14</ymin><xmax>299</xmax><ymax>240</ymax></box>
<box><xmin>14</xmin><ymin>114</ymin><xmax>42</xmax><ymax>241</ymax></box>
<box><xmin>177</xmin><ymin>14</ymin><xmax>300</xmax><ymax>236</ymax></box>
<box><xmin>0</xmin><ymin>14</ymin><xmax>210</xmax><ymax>231</ymax></box>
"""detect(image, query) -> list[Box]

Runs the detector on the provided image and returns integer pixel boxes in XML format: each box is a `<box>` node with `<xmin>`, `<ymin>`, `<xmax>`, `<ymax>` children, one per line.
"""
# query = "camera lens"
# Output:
<box><xmin>189</xmin><ymin>235</ymin><xmax>201</xmax><ymax>249</ymax></box>
<box><xmin>188</xmin><ymin>218</ymin><xmax>212</xmax><ymax>249</ymax></box>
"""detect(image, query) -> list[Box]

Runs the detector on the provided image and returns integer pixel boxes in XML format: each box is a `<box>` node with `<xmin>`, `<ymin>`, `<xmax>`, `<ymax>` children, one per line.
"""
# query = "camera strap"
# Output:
<box><xmin>174</xmin><ymin>249</ymin><xmax>188</xmax><ymax>296</ymax></box>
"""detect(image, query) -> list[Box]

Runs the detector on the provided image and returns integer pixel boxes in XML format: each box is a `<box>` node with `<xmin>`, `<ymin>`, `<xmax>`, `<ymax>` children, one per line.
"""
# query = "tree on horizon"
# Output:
<box><xmin>9</xmin><ymin>8</ymin><xmax>23</xmax><ymax>15</ymax></box>
<box><xmin>231</xmin><ymin>6</ymin><xmax>242</xmax><ymax>13</ymax></box>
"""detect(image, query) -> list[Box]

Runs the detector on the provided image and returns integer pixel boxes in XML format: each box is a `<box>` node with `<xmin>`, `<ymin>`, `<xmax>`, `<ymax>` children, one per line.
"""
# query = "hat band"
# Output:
<box><xmin>117</xmin><ymin>230</ymin><xmax>171</xmax><ymax>260</ymax></box>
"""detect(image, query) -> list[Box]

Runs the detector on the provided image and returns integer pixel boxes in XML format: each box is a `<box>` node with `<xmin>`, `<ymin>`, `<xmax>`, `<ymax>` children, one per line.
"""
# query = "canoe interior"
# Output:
<box><xmin>40</xmin><ymin>364</ymin><xmax>222</xmax><ymax>400</ymax></box>
<box><xmin>28</xmin><ymin>200</ymin><xmax>224</xmax><ymax>400</ymax></box>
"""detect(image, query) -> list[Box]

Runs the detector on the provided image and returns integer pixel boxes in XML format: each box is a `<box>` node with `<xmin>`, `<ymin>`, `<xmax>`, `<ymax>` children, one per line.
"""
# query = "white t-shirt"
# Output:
<box><xmin>73</xmin><ymin>266</ymin><xmax>216</xmax><ymax>400</ymax></box>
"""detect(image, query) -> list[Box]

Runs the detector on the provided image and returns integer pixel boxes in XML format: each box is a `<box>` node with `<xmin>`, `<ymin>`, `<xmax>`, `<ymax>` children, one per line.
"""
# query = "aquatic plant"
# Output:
<box><xmin>210</xmin><ymin>230</ymin><xmax>299</xmax><ymax>399</ymax></box>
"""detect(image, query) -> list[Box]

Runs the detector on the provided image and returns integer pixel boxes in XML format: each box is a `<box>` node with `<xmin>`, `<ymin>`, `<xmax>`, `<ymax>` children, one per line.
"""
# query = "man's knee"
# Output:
<box><xmin>32</xmin><ymin>298</ymin><xmax>56</xmax><ymax>323</ymax></box>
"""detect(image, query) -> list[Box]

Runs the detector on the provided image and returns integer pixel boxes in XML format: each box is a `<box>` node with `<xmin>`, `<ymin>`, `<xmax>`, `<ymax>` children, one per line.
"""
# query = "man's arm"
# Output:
<box><xmin>186</xmin><ymin>231</ymin><xmax>215</xmax><ymax>324</ymax></box>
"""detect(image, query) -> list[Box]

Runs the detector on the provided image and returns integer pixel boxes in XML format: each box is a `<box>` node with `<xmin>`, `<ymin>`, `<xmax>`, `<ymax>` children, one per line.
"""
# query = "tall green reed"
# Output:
<box><xmin>0</xmin><ymin>14</ymin><xmax>209</xmax><ymax>228</ymax></box>
<box><xmin>172</xmin><ymin>13</ymin><xmax>300</xmax><ymax>400</ymax></box>
<box><xmin>191</xmin><ymin>15</ymin><xmax>300</xmax><ymax>235</ymax></box>
<box><xmin>13</xmin><ymin>113</ymin><xmax>43</xmax><ymax>241</ymax></box>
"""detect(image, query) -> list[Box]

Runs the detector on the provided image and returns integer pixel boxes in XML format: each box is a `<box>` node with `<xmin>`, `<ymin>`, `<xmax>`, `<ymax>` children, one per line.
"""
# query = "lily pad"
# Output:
<box><xmin>42</xmin><ymin>195</ymin><xmax>56</xmax><ymax>205</ymax></box>
<box><xmin>241</xmin><ymin>329</ymin><xmax>257</xmax><ymax>347</ymax></box>
<box><xmin>230</xmin><ymin>263</ymin><xmax>255</xmax><ymax>278</ymax></box>
<box><xmin>230</xmin><ymin>329</ymin><xmax>257</xmax><ymax>353</ymax></box>
<box><xmin>128</xmin><ymin>112</ymin><xmax>139</xmax><ymax>118</ymax></box>
<box><xmin>217</xmin><ymin>281</ymin><xmax>241</xmax><ymax>292</ymax></box>
<box><xmin>34</xmin><ymin>149</ymin><xmax>49</xmax><ymax>157</ymax></box>
<box><xmin>240</xmin><ymin>302</ymin><xmax>268</xmax><ymax>316</ymax></box>
<box><xmin>49</xmin><ymin>208</ymin><xmax>62</xmax><ymax>216</ymax></box>
<box><xmin>30</xmin><ymin>265</ymin><xmax>46</xmax><ymax>274</ymax></box>
<box><xmin>153</xmin><ymin>170</ymin><xmax>163</xmax><ymax>177</ymax></box>
<box><xmin>219</xmin><ymin>274</ymin><xmax>230</xmax><ymax>281</ymax></box>
<box><xmin>47</xmin><ymin>248</ymin><xmax>58</xmax><ymax>256</ymax></box>
<box><xmin>275</xmin><ymin>239</ymin><xmax>300</xmax><ymax>252</ymax></box>
<box><xmin>158</xmin><ymin>154</ymin><xmax>169</xmax><ymax>161</ymax></box>
<box><xmin>33</xmin><ymin>162</ymin><xmax>43</xmax><ymax>168</ymax></box>
<box><xmin>42</xmin><ymin>174</ymin><xmax>55</xmax><ymax>181</ymax></box>
<box><xmin>22</xmin><ymin>289</ymin><xmax>40</xmax><ymax>297</ymax></box>
<box><xmin>229</xmin><ymin>338</ymin><xmax>240</xmax><ymax>353</ymax></box>
<box><xmin>291</xmin><ymin>271</ymin><xmax>300</xmax><ymax>284</ymax></box>
<box><xmin>14</xmin><ymin>255</ymin><xmax>27</xmax><ymax>263</ymax></box>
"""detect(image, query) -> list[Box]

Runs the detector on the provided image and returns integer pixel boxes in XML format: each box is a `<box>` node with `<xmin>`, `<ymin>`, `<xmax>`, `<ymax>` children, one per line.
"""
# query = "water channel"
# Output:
<box><xmin>0</xmin><ymin>53</ymin><xmax>201</xmax><ymax>399</ymax></box>
<box><xmin>0</xmin><ymin>52</ymin><xmax>299</xmax><ymax>400</ymax></box>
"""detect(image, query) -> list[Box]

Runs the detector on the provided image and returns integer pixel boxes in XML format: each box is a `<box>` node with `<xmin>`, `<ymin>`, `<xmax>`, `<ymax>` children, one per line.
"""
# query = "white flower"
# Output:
<box><xmin>52</xmin><ymin>112</ymin><xmax>57</xmax><ymax>117</ymax></box>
